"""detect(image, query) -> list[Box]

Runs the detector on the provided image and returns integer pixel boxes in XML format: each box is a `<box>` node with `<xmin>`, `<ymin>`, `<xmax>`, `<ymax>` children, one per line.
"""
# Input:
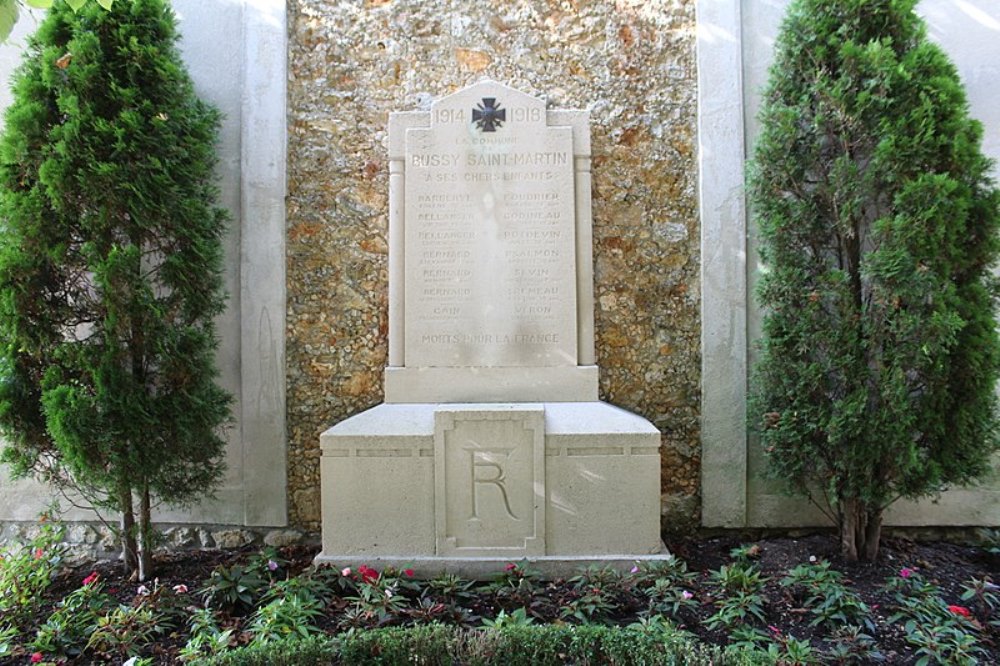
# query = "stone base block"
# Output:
<box><xmin>317</xmin><ymin>402</ymin><xmax>663</xmax><ymax>575</ymax></box>
<box><xmin>312</xmin><ymin>552</ymin><xmax>676</xmax><ymax>580</ymax></box>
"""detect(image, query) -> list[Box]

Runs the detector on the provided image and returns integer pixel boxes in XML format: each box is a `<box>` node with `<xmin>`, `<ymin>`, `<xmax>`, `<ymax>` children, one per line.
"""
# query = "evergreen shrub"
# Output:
<box><xmin>750</xmin><ymin>0</ymin><xmax>1000</xmax><ymax>561</ymax></box>
<box><xmin>0</xmin><ymin>0</ymin><xmax>231</xmax><ymax>579</ymax></box>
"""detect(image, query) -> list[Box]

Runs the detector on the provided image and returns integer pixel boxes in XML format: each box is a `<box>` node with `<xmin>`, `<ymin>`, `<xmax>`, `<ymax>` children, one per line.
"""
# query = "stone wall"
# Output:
<box><xmin>287</xmin><ymin>0</ymin><xmax>700</xmax><ymax>531</ymax></box>
<box><xmin>0</xmin><ymin>520</ymin><xmax>311</xmax><ymax>563</ymax></box>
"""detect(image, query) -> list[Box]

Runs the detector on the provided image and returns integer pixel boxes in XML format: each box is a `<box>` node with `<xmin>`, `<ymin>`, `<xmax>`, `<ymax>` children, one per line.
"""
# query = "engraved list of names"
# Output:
<box><xmin>403</xmin><ymin>85</ymin><xmax>578</xmax><ymax>368</ymax></box>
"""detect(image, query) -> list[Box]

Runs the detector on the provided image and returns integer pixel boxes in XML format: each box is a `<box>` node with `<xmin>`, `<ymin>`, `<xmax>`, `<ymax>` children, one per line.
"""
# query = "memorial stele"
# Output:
<box><xmin>316</xmin><ymin>81</ymin><xmax>667</xmax><ymax>575</ymax></box>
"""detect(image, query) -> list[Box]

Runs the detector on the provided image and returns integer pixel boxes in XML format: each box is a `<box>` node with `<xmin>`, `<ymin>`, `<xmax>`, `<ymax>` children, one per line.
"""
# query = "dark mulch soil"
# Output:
<box><xmin>6</xmin><ymin>534</ymin><xmax>999</xmax><ymax>664</ymax></box>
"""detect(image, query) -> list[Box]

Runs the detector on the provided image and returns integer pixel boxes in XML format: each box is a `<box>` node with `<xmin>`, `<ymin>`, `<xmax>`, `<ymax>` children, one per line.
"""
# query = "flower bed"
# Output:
<box><xmin>1</xmin><ymin>525</ymin><xmax>997</xmax><ymax>664</ymax></box>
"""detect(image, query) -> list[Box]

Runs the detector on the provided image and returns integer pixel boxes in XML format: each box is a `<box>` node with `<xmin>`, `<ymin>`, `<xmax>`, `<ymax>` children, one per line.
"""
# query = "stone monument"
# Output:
<box><xmin>316</xmin><ymin>81</ymin><xmax>666</xmax><ymax>575</ymax></box>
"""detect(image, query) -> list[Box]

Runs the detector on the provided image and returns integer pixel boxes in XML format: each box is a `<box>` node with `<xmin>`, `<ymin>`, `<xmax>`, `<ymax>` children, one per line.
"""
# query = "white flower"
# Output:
<box><xmin>808</xmin><ymin>555</ymin><xmax>817</xmax><ymax>563</ymax></box>
<box><xmin>137</xmin><ymin>584</ymin><xmax>150</xmax><ymax>596</ymax></box>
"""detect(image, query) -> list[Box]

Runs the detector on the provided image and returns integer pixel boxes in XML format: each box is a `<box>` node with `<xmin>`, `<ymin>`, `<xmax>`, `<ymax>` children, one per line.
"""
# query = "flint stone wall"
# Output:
<box><xmin>287</xmin><ymin>0</ymin><xmax>700</xmax><ymax>530</ymax></box>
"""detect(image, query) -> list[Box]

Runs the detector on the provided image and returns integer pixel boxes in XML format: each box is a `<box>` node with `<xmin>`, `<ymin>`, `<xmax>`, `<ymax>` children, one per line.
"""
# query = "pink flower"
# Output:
<box><xmin>82</xmin><ymin>571</ymin><xmax>99</xmax><ymax>586</ymax></box>
<box><xmin>768</xmin><ymin>625</ymin><xmax>782</xmax><ymax>636</ymax></box>
<box><xmin>31</xmin><ymin>653</ymin><xmax>43</xmax><ymax>663</ymax></box>
<box><xmin>504</xmin><ymin>562</ymin><xmax>517</xmax><ymax>571</ymax></box>
<box><xmin>681</xmin><ymin>590</ymin><xmax>694</xmax><ymax>600</ymax></box>
<box><xmin>341</xmin><ymin>567</ymin><xmax>352</xmax><ymax>577</ymax></box>
<box><xmin>34</xmin><ymin>548</ymin><xmax>44</xmax><ymax>560</ymax></box>
<box><xmin>137</xmin><ymin>584</ymin><xmax>150</xmax><ymax>596</ymax></box>
<box><xmin>358</xmin><ymin>564</ymin><xmax>378</xmax><ymax>583</ymax></box>
<box><xmin>948</xmin><ymin>605</ymin><xmax>972</xmax><ymax>617</ymax></box>
<box><xmin>630</xmin><ymin>565</ymin><xmax>639</xmax><ymax>574</ymax></box>
<box><xmin>404</xmin><ymin>568</ymin><xmax>415</xmax><ymax>577</ymax></box>
<box><xmin>172</xmin><ymin>584</ymin><xmax>188</xmax><ymax>594</ymax></box>
<box><xmin>899</xmin><ymin>567</ymin><xmax>914</xmax><ymax>579</ymax></box>
<box><xmin>267</xmin><ymin>560</ymin><xmax>278</xmax><ymax>572</ymax></box>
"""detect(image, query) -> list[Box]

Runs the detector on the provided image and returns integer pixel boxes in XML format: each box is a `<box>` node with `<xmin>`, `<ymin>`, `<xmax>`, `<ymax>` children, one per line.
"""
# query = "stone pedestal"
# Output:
<box><xmin>316</xmin><ymin>81</ymin><xmax>669</xmax><ymax>575</ymax></box>
<box><xmin>316</xmin><ymin>402</ymin><xmax>664</xmax><ymax>576</ymax></box>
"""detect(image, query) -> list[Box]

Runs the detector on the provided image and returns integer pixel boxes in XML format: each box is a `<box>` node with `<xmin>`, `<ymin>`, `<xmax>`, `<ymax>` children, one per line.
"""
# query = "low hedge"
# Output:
<box><xmin>195</xmin><ymin>623</ymin><xmax>771</xmax><ymax>665</ymax></box>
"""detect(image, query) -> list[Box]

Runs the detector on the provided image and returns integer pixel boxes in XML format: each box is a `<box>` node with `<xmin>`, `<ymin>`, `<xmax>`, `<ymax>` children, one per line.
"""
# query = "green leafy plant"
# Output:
<box><xmin>560</xmin><ymin>566</ymin><xmax>632</xmax><ymax>624</ymax></box>
<box><xmin>706</xmin><ymin>562</ymin><xmax>769</xmax><ymax>630</ymax></box>
<box><xmin>247</xmin><ymin>547</ymin><xmax>288</xmax><ymax>584</ymax></box>
<box><xmin>86</xmin><ymin>605</ymin><xmax>165</xmax><ymax>658</ymax></box>
<box><xmin>906</xmin><ymin>623</ymin><xmax>986</xmax><ymax>666</ymax></box>
<box><xmin>31</xmin><ymin>571</ymin><xmax>115</xmax><ymax>659</ymax></box>
<box><xmin>960</xmin><ymin>576</ymin><xmax>999</xmax><ymax>628</ymax></box>
<box><xmin>405</xmin><ymin>593</ymin><xmax>475</xmax><ymax>626</ymax></box>
<box><xmin>711</xmin><ymin>562</ymin><xmax>768</xmax><ymax>595</ymax></box>
<box><xmin>486</xmin><ymin>560</ymin><xmax>552</xmax><ymax>618</ymax></box>
<box><xmin>728</xmin><ymin>626</ymin><xmax>771</xmax><ymax>652</ymax></box>
<box><xmin>425</xmin><ymin>572</ymin><xmax>476</xmax><ymax>603</ymax></box>
<box><xmin>780</xmin><ymin>561</ymin><xmax>873</xmax><ymax>630</ymax></box>
<box><xmin>885</xmin><ymin>569</ymin><xmax>985</xmax><ymax>662</ymax></box>
<box><xmin>132</xmin><ymin>578</ymin><xmax>191</xmax><ymax>631</ymax></box>
<box><xmin>824</xmin><ymin>625</ymin><xmax>885</xmax><ymax>664</ymax></box>
<box><xmin>642</xmin><ymin>580</ymin><xmax>699</xmax><ymax>621</ymax></box>
<box><xmin>0</xmin><ymin>624</ymin><xmax>18</xmax><ymax>659</ymax></box>
<box><xmin>200</xmin><ymin>564</ymin><xmax>268</xmax><ymax>615</ymax></box>
<box><xmin>177</xmin><ymin>608</ymin><xmax>234</xmax><ymax>663</ymax></box>
<box><xmin>705</xmin><ymin>591</ymin><xmax>768</xmax><ymax>631</ymax></box>
<box><xmin>0</xmin><ymin>519</ymin><xmax>66</xmax><ymax>628</ymax></box>
<box><xmin>248</xmin><ymin>595</ymin><xmax>324</xmax><ymax>645</ymax></box>
<box><xmin>632</xmin><ymin>554</ymin><xmax>697</xmax><ymax>588</ymax></box>
<box><xmin>481</xmin><ymin>607</ymin><xmax>535</xmax><ymax>629</ymax></box>
<box><xmin>729</xmin><ymin>543</ymin><xmax>763</xmax><ymax>564</ymax></box>
<box><xmin>559</xmin><ymin>584</ymin><xmax>617</xmax><ymax>625</ymax></box>
<box><xmin>764</xmin><ymin>632</ymin><xmax>818</xmax><ymax>666</ymax></box>
<box><xmin>341</xmin><ymin>575</ymin><xmax>411</xmax><ymax>629</ymax></box>
<box><xmin>260</xmin><ymin>574</ymin><xmax>332</xmax><ymax>608</ymax></box>
<box><xmin>886</xmin><ymin>570</ymin><xmax>955</xmax><ymax>626</ymax></box>
<box><xmin>0</xmin><ymin>0</ymin><xmax>232</xmax><ymax>581</ymax></box>
<box><xmin>749</xmin><ymin>0</ymin><xmax>1000</xmax><ymax>562</ymax></box>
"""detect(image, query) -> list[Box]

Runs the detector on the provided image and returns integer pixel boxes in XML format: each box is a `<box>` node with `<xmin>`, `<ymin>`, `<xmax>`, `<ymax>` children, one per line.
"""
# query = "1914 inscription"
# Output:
<box><xmin>404</xmin><ymin>84</ymin><xmax>578</xmax><ymax>368</ymax></box>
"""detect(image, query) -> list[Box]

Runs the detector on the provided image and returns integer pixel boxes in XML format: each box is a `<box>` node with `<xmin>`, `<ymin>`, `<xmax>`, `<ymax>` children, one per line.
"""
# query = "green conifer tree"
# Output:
<box><xmin>750</xmin><ymin>0</ymin><xmax>1000</xmax><ymax>561</ymax></box>
<box><xmin>0</xmin><ymin>0</ymin><xmax>231</xmax><ymax>579</ymax></box>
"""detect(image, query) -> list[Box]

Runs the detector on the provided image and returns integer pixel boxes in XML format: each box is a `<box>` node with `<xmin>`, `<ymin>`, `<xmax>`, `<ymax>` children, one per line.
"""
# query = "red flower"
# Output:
<box><xmin>358</xmin><ymin>564</ymin><xmax>378</xmax><ymax>583</ymax></box>
<box><xmin>948</xmin><ymin>605</ymin><xmax>972</xmax><ymax>617</ymax></box>
<box><xmin>34</xmin><ymin>548</ymin><xmax>44</xmax><ymax>560</ymax></box>
<box><xmin>404</xmin><ymin>568</ymin><xmax>415</xmax><ymax>577</ymax></box>
<box><xmin>31</xmin><ymin>653</ymin><xmax>43</xmax><ymax>663</ymax></box>
<box><xmin>504</xmin><ymin>562</ymin><xmax>516</xmax><ymax>571</ymax></box>
<box><xmin>82</xmin><ymin>571</ymin><xmax>99</xmax><ymax>586</ymax></box>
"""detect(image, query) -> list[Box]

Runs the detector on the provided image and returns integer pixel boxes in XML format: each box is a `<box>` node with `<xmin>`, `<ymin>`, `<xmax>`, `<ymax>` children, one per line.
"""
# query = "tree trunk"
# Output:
<box><xmin>862</xmin><ymin>507</ymin><xmax>883</xmax><ymax>562</ymax></box>
<box><xmin>841</xmin><ymin>498</ymin><xmax>883</xmax><ymax>562</ymax></box>
<box><xmin>119</xmin><ymin>480</ymin><xmax>138</xmax><ymax>575</ymax></box>
<box><xmin>840</xmin><ymin>498</ymin><xmax>860</xmax><ymax>562</ymax></box>
<box><xmin>138</xmin><ymin>483</ymin><xmax>153</xmax><ymax>582</ymax></box>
